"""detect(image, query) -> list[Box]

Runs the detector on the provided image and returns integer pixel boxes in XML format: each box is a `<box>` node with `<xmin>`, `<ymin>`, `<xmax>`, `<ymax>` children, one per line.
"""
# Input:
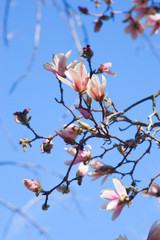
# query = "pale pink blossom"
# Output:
<box><xmin>125</xmin><ymin>18</ymin><xmax>144</xmax><ymax>39</ymax></box>
<box><xmin>87</xmin><ymin>74</ymin><xmax>106</xmax><ymax>102</ymax></box>
<box><xmin>145</xmin><ymin>14</ymin><xmax>160</xmax><ymax>35</ymax></box>
<box><xmin>55</xmin><ymin>124</ymin><xmax>82</xmax><ymax>144</ymax></box>
<box><xmin>76</xmin><ymin>163</ymin><xmax>89</xmax><ymax>178</ymax></box>
<box><xmin>142</xmin><ymin>182</ymin><xmax>160</xmax><ymax>198</ymax></box>
<box><xmin>147</xmin><ymin>220</ymin><xmax>160</xmax><ymax>240</ymax></box>
<box><xmin>97</xmin><ymin>63</ymin><xmax>116</xmax><ymax>76</ymax></box>
<box><xmin>100</xmin><ymin>177</ymin><xmax>131</xmax><ymax>220</ymax></box>
<box><xmin>43</xmin><ymin>50</ymin><xmax>72</xmax><ymax>77</ymax></box>
<box><xmin>23</xmin><ymin>179</ymin><xmax>40</xmax><ymax>192</ymax></box>
<box><xmin>88</xmin><ymin>159</ymin><xmax>115</xmax><ymax>184</ymax></box>
<box><xmin>65</xmin><ymin>145</ymin><xmax>91</xmax><ymax>166</ymax></box>
<box><xmin>57</xmin><ymin>61</ymin><xmax>89</xmax><ymax>92</ymax></box>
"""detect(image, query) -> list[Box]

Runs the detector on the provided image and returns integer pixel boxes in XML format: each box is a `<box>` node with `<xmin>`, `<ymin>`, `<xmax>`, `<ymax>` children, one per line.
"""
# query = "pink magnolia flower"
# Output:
<box><xmin>55</xmin><ymin>124</ymin><xmax>82</xmax><ymax>144</ymax></box>
<box><xmin>88</xmin><ymin>159</ymin><xmax>115</xmax><ymax>184</ymax></box>
<box><xmin>64</xmin><ymin>145</ymin><xmax>91</xmax><ymax>166</ymax></box>
<box><xmin>142</xmin><ymin>182</ymin><xmax>160</xmax><ymax>198</ymax></box>
<box><xmin>57</xmin><ymin>61</ymin><xmax>89</xmax><ymax>93</ymax></box>
<box><xmin>100</xmin><ymin>177</ymin><xmax>131</xmax><ymax>220</ymax></box>
<box><xmin>145</xmin><ymin>14</ymin><xmax>160</xmax><ymax>35</ymax></box>
<box><xmin>23</xmin><ymin>179</ymin><xmax>40</xmax><ymax>192</ymax></box>
<box><xmin>43</xmin><ymin>50</ymin><xmax>72</xmax><ymax>77</ymax></box>
<box><xmin>87</xmin><ymin>74</ymin><xmax>106</xmax><ymax>102</ymax></box>
<box><xmin>125</xmin><ymin>18</ymin><xmax>144</xmax><ymax>39</ymax></box>
<box><xmin>147</xmin><ymin>220</ymin><xmax>160</xmax><ymax>240</ymax></box>
<box><xmin>97</xmin><ymin>63</ymin><xmax>116</xmax><ymax>76</ymax></box>
<box><xmin>41</xmin><ymin>139</ymin><xmax>54</xmax><ymax>154</ymax></box>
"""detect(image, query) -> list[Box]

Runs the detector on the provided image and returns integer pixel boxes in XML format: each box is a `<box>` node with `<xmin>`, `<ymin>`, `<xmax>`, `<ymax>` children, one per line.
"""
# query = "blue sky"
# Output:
<box><xmin>0</xmin><ymin>0</ymin><xmax>160</xmax><ymax>240</ymax></box>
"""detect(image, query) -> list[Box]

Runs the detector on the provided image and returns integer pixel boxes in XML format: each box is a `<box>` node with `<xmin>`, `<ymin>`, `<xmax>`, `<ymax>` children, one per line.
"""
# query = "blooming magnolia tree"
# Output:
<box><xmin>2</xmin><ymin>0</ymin><xmax>158</xmax><ymax>239</ymax></box>
<box><xmin>13</xmin><ymin>42</ymin><xmax>160</xmax><ymax>238</ymax></box>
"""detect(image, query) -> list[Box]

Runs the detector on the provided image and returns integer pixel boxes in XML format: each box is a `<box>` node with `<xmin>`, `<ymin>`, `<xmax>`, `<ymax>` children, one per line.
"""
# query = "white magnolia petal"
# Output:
<box><xmin>113</xmin><ymin>177</ymin><xmax>127</xmax><ymax>197</ymax></box>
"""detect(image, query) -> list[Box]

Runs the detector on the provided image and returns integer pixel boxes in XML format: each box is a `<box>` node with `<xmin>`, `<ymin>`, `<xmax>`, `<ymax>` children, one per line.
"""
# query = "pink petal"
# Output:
<box><xmin>107</xmin><ymin>199</ymin><xmax>119</xmax><ymax>211</ymax></box>
<box><xmin>100</xmin><ymin>202</ymin><xmax>108</xmax><ymax>210</ymax></box>
<box><xmin>101</xmin><ymin>175</ymin><xmax>109</xmax><ymax>185</ymax></box>
<box><xmin>100</xmin><ymin>75</ymin><xmax>106</xmax><ymax>96</ymax></box>
<box><xmin>100</xmin><ymin>188</ymin><xmax>120</xmax><ymax>200</ymax></box>
<box><xmin>113</xmin><ymin>177</ymin><xmax>127</xmax><ymax>197</ymax></box>
<box><xmin>57</xmin><ymin>74</ymin><xmax>73</xmax><ymax>89</ymax></box>
<box><xmin>112</xmin><ymin>205</ymin><xmax>124</xmax><ymax>221</ymax></box>
<box><xmin>66</xmin><ymin>68</ymin><xmax>81</xmax><ymax>92</ymax></box>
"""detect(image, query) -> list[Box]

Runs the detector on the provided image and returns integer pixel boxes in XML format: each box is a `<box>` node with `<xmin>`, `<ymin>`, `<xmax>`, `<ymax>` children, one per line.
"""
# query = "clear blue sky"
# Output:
<box><xmin>0</xmin><ymin>0</ymin><xmax>160</xmax><ymax>240</ymax></box>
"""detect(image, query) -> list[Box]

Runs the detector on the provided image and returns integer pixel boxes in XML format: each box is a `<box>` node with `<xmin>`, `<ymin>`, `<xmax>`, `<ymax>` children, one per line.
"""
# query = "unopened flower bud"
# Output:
<box><xmin>81</xmin><ymin>45</ymin><xmax>94</xmax><ymax>59</ymax></box>
<box><xmin>41</xmin><ymin>139</ymin><xmax>54</xmax><ymax>154</ymax></box>
<box><xmin>13</xmin><ymin>108</ymin><xmax>31</xmax><ymax>125</ymax></box>
<box><xmin>42</xmin><ymin>204</ymin><xmax>50</xmax><ymax>211</ymax></box>
<box><xmin>77</xmin><ymin>120</ymin><xmax>90</xmax><ymax>130</ymax></box>
<box><xmin>57</xmin><ymin>184</ymin><xmax>70</xmax><ymax>194</ymax></box>
<box><xmin>23</xmin><ymin>179</ymin><xmax>40</xmax><ymax>193</ymax></box>
<box><xmin>78</xmin><ymin>6</ymin><xmax>89</xmax><ymax>15</ymax></box>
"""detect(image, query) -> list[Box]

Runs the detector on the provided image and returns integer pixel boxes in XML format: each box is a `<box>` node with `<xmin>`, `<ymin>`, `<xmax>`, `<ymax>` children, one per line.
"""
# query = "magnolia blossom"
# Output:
<box><xmin>97</xmin><ymin>63</ymin><xmax>116</xmax><ymax>76</ymax></box>
<box><xmin>87</xmin><ymin>74</ymin><xmax>106</xmax><ymax>102</ymax></box>
<box><xmin>57</xmin><ymin>61</ymin><xmax>89</xmax><ymax>92</ymax></box>
<box><xmin>147</xmin><ymin>220</ymin><xmax>160</xmax><ymax>240</ymax></box>
<box><xmin>135</xmin><ymin>6</ymin><xmax>157</xmax><ymax>19</ymax></box>
<box><xmin>23</xmin><ymin>179</ymin><xmax>40</xmax><ymax>192</ymax></box>
<box><xmin>100</xmin><ymin>177</ymin><xmax>131</xmax><ymax>220</ymax></box>
<box><xmin>142</xmin><ymin>182</ymin><xmax>160</xmax><ymax>198</ymax></box>
<box><xmin>94</xmin><ymin>18</ymin><xmax>102</xmax><ymax>32</ymax></box>
<box><xmin>145</xmin><ymin>14</ymin><xmax>160</xmax><ymax>35</ymax></box>
<box><xmin>43</xmin><ymin>50</ymin><xmax>72</xmax><ymax>77</ymax></box>
<box><xmin>76</xmin><ymin>163</ymin><xmax>89</xmax><ymax>178</ymax></box>
<box><xmin>88</xmin><ymin>159</ymin><xmax>114</xmax><ymax>184</ymax></box>
<box><xmin>125</xmin><ymin>18</ymin><xmax>144</xmax><ymax>39</ymax></box>
<box><xmin>55</xmin><ymin>124</ymin><xmax>82</xmax><ymax>144</ymax></box>
<box><xmin>64</xmin><ymin>145</ymin><xmax>91</xmax><ymax>166</ymax></box>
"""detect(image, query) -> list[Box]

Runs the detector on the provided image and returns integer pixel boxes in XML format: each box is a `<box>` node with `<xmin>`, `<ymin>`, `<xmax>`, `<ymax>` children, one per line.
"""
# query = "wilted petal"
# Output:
<box><xmin>100</xmin><ymin>202</ymin><xmax>108</xmax><ymax>209</ymax></box>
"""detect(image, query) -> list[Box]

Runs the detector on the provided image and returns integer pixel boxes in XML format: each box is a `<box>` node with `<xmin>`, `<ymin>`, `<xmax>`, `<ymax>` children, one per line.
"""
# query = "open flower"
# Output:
<box><xmin>142</xmin><ymin>182</ymin><xmax>160</xmax><ymax>198</ymax></box>
<box><xmin>145</xmin><ymin>14</ymin><xmax>160</xmax><ymax>35</ymax></box>
<box><xmin>43</xmin><ymin>50</ymin><xmax>71</xmax><ymax>77</ymax></box>
<box><xmin>57</xmin><ymin>61</ymin><xmax>89</xmax><ymax>92</ymax></box>
<box><xmin>100</xmin><ymin>177</ymin><xmax>131</xmax><ymax>220</ymax></box>
<box><xmin>125</xmin><ymin>18</ymin><xmax>144</xmax><ymax>39</ymax></box>
<box><xmin>97</xmin><ymin>63</ymin><xmax>116</xmax><ymax>76</ymax></box>
<box><xmin>88</xmin><ymin>159</ymin><xmax>115</xmax><ymax>184</ymax></box>
<box><xmin>64</xmin><ymin>145</ymin><xmax>91</xmax><ymax>166</ymax></box>
<box><xmin>55</xmin><ymin>124</ymin><xmax>82</xmax><ymax>144</ymax></box>
<box><xmin>23</xmin><ymin>179</ymin><xmax>40</xmax><ymax>192</ymax></box>
<box><xmin>87</xmin><ymin>74</ymin><xmax>106</xmax><ymax>102</ymax></box>
<box><xmin>147</xmin><ymin>220</ymin><xmax>160</xmax><ymax>240</ymax></box>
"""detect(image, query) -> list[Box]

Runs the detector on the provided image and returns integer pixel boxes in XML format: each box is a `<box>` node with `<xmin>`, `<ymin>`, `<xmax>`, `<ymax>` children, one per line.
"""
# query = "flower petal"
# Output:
<box><xmin>113</xmin><ymin>177</ymin><xmax>127</xmax><ymax>197</ymax></box>
<box><xmin>107</xmin><ymin>199</ymin><xmax>119</xmax><ymax>211</ymax></box>
<box><xmin>100</xmin><ymin>188</ymin><xmax>120</xmax><ymax>200</ymax></box>
<box><xmin>112</xmin><ymin>205</ymin><xmax>124</xmax><ymax>221</ymax></box>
